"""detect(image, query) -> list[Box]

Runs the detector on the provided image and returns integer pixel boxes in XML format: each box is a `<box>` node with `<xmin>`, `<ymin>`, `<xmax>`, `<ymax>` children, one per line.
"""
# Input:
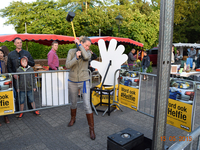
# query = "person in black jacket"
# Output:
<box><xmin>141</xmin><ymin>51</ymin><xmax>150</xmax><ymax>80</ymax></box>
<box><xmin>7</xmin><ymin>37</ymin><xmax>35</xmax><ymax>112</ymax></box>
<box><xmin>128</xmin><ymin>49</ymin><xmax>137</xmax><ymax>71</ymax></box>
<box><xmin>88</xmin><ymin>49</ymin><xmax>97</xmax><ymax>72</ymax></box>
<box><xmin>7</xmin><ymin>38</ymin><xmax>35</xmax><ymax>73</ymax></box>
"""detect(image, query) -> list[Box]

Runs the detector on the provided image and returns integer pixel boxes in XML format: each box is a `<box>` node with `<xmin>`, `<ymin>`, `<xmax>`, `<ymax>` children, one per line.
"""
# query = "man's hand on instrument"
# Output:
<box><xmin>76</xmin><ymin>51</ymin><xmax>81</xmax><ymax>59</ymax></box>
<box><xmin>74</xmin><ymin>39</ymin><xmax>80</xmax><ymax>45</ymax></box>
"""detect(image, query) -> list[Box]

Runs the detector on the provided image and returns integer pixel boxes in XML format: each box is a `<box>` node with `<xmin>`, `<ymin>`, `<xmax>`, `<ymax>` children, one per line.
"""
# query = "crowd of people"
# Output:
<box><xmin>172</xmin><ymin>45</ymin><xmax>200</xmax><ymax>68</ymax></box>
<box><xmin>0</xmin><ymin>36</ymin><xmax>96</xmax><ymax>140</ymax></box>
<box><xmin>128</xmin><ymin>48</ymin><xmax>150</xmax><ymax>80</ymax></box>
<box><xmin>0</xmin><ymin>37</ymin><xmax>41</xmax><ymax>126</ymax></box>
<box><xmin>3</xmin><ymin>37</ymin><xmax>199</xmax><ymax>140</ymax></box>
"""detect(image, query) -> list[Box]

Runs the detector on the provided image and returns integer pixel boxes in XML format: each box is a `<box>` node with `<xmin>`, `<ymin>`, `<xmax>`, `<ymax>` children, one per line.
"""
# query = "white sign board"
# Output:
<box><xmin>91</xmin><ymin>39</ymin><xmax>128</xmax><ymax>85</ymax></box>
<box><xmin>42</xmin><ymin>72</ymin><xmax>69</xmax><ymax>106</ymax></box>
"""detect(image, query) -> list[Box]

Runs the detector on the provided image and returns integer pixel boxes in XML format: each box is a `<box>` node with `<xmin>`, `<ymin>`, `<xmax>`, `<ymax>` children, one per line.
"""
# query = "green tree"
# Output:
<box><xmin>150</xmin><ymin>0</ymin><xmax>160</xmax><ymax>10</ymax></box>
<box><xmin>118</xmin><ymin>9</ymin><xmax>160</xmax><ymax>49</ymax></box>
<box><xmin>128</xmin><ymin>0</ymin><xmax>153</xmax><ymax>16</ymax></box>
<box><xmin>173</xmin><ymin>0</ymin><xmax>200</xmax><ymax>43</ymax></box>
<box><xmin>119</xmin><ymin>0</ymin><xmax>130</xmax><ymax>5</ymax></box>
<box><xmin>72</xmin><ymin>5</ymin><xmax>159</xmax><ymax>49</ymax></box>
<box><xmin>58</xmin><ymin>0</ymin><xmax>103</xmax><ymax>12</ymax></box>
<box><xmin>150</xmin><ymin>0</ymin><xmax>200</xmax><ymax>43</ymax></box>
<box><xmin>73</xmin><ymin>7</ymin><xmax>117</xmax><ymax>36</ymax></box>
<box><xmin>0</xmin><ymin>0</ymin><xmax>70</xmax><ymax>34</ymax></box>
<box><xmin>1</xmin><ymin>0</ymin><xmax>159</xmax><ymax>49</ymax></box>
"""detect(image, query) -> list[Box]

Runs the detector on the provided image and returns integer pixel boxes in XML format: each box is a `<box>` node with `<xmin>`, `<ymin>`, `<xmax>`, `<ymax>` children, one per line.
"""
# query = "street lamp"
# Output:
<box><xmin>115</xmin><ymin>13</ymin><xmax>124</xmax><ymax>34</ymax></box>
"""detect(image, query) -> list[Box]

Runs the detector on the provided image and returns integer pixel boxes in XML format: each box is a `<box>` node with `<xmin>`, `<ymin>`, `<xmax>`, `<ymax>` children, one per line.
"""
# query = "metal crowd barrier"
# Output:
<box><xmin>113</xmin><ymin>69</ymin><xmax>200</xmax><ymax>149</ymax></box>
<box><xmin>112</xmin><ymin>70</ymin><xmax>158</xmax><ymax>117</ymax></box>
<box><xmin>0</xmin><ymin>69</ymin><xmax>93</xmax><ymax>115</ymax></box>
<box><xmin>168</xmin><ymin>125</ymin><xmax>200</xmax><ymax>150</ymax></box>
<box><xmin>138</xmin><ymin>72</ymin><xmax>157</xmax><ymax>118</ymax></box>
<box><xmin>6</xmin><ymin>68</ymin><xmax>200</xmax><ymax>149</ymax></box>
<box><xmin>138</xmin><ymin>73</ymin><xmax>200</xmax><ymax>150</ymax></box>
<box><xmin>168</xmin><ymin>81</ymin><xmax>200</xmax><ymax>150</ymax></box>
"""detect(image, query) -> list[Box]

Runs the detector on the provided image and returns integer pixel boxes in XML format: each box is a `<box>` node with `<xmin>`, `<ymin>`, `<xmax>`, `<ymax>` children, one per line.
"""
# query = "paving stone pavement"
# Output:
<box><xmin>1</xmin><ymin>102</ymin><xmax>199</xmax><ymax>150</ymax></box>
<box><xmin>0</xmin><ymin>67</ymin><xmax>199</xmax><ymax>150</ymax></box>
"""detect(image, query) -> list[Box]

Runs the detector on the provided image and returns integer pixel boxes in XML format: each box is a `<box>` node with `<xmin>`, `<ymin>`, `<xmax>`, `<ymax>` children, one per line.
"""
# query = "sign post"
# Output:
<box><xmin>152</xmin><ymin>0</ymin><xmax>175</xmax><ymax>149</ymax></box>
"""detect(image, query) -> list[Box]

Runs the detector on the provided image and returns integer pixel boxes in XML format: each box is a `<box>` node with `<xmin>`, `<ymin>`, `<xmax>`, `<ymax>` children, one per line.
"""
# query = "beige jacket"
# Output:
<box><xmin>65</xmin><ymin>45</ymin><xmax>91</xmax><ymax>82</ymax></box>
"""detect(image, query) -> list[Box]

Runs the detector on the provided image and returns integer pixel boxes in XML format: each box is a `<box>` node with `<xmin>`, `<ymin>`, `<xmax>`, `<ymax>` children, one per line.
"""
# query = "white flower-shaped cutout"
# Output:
<box><xmin>91</xmin><ymin>39</ymin><xmax>128</xmax><ymax>85</ymax></box>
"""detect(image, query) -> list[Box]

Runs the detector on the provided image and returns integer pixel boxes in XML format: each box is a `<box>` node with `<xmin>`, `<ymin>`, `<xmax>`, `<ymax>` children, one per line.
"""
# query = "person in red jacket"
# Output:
<box><xmin>47</xmin><ymin>41</ymin><xmax>59</xmax><ymax>70</ymax></box>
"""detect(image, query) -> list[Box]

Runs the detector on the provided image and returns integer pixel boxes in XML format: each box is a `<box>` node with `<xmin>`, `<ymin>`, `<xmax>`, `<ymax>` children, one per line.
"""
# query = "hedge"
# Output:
<box><xmin>0</xmin><ymin>41</ymin><xmax>140</xmax><ymax>59</ymax></box>
<box><xmin>0</xmin><ymin>41</ymin><xmax>100</xmax><ymax>59</ymax></box>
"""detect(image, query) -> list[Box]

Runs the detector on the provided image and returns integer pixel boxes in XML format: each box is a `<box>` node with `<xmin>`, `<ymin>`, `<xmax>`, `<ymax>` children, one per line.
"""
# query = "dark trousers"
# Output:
<box><xmin>49</xmin><ymin>67</ymin><xmax>58</xmax><ymax>70</ymax></box>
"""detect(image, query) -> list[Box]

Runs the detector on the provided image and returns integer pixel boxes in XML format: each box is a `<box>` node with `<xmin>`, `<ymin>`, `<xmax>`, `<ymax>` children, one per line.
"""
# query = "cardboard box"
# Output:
<box><xmin>171</xmin><ymin>65</ymin><xmax>180</xmax><ymax>73</ymax></box>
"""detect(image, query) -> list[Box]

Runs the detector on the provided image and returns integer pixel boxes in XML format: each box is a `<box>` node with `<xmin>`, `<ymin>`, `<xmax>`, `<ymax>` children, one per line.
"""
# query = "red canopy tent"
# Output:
<box><xmin>0</xmin><ymin>34</ymin><xmax>75</xmax><ymax>46</ymax></box>
<box><xmin>0</xmin><ymin>34</ymin><xmax>143</xmax><ymax>47</ymax></box>
<box><xmin>90</xmin><ymin>36</ymin><xmax>143</xmax><ymax>47</ymax></box>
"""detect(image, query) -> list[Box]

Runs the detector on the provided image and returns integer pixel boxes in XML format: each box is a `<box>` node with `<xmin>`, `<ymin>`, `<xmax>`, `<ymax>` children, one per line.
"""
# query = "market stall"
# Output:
<box><xmin>173</xmin><ymin>43</ymin><xmax>200</xmax><ymax>56</ymax></box>
<box><xmin>171</xmin><ymin>71</ymin><xmax>200</xmax><ymax>77</ymax></box>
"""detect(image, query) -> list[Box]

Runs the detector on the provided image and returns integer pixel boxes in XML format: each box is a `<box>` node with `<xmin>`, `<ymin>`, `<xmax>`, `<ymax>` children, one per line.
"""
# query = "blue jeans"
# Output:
<box><xmin>142</xmin><ymin>66</ymin><xmax>147</xmax><ymax>73</ymax></box>
<box><xmin>13</xmin><ymin>88</ymin><xmax>16</xmax><ymax>99</ymax></box>
<box><xmin>19</xmin><ymin>91</ymin><xmax>34</xmax><ymax>104</ymax></box>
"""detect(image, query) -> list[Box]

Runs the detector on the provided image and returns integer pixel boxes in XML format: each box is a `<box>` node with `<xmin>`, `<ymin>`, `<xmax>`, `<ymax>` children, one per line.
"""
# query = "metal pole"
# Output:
<box><xmin>189</xmin><ymin>81</ymin><xmax>197</xmax><ymax>150</ymax></box>
<box><xmin>99</xmin><ymin>29</ymin><xmax>101</xmax><ymax>36</ymax></box>
<box><xmin>26</xmin><ymin>41</ymin><xmax>28</xmax><ymax>51</ymax></box>
<box><xmin>25</xmin><ymin>22</ymin><xmax>27</xmax><ymax>34</ymax></box>
<box><xmin>152</xmin><ymin>0</ymin><xmax>175</xmax><ymax>149</ymax></box>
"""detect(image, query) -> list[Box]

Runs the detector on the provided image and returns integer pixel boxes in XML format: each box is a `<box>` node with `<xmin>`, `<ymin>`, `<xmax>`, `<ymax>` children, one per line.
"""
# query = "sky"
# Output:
<box><xmin>0</xmin><ymin>0</ymin><xmax>37</xmax><ymax>34</ymax></box>
<box><xmin>0</xmin><ymin>0</ymin><xmax>151</xmax><ymax>35</ymax></box>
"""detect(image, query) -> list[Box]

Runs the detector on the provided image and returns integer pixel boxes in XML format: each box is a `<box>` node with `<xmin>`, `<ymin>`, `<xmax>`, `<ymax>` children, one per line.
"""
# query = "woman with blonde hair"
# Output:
<box><xmin>65</xmin><ymin>36</ymin><xmax>95</xmax><ymax>140</ymax></box>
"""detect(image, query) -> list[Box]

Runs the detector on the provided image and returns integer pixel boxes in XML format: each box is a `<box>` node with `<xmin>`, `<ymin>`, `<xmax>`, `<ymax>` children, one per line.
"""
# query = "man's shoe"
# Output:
<box><xmin>34</xmin><ymin>110</ymin><xmax>41</xmax><ymax>116</ymax></box>
<box><xmin>17</xmin><ymin>113</ymin><xmax>24</xmax><ymax>120</ymax></box>
<box><xmin>4</xmin><ymin>116</ymin><xmax>10</xmax><ymax>124</ymax></box>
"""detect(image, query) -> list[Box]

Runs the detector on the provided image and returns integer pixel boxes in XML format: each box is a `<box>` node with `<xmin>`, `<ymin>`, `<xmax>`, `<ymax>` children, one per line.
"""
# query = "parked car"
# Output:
<box><xmin>147</xmin><ymin>47</ymin><xmax>158</xmax><ymax>66</ymax></box>
<box><xmin>138</xmin><ymin>47</ymin><xmax>158</xmax><ymax>66</ymax></box>
<box><xmin>170</xmin><ymin>78</ymin><xmax>194</xmax><ymax>105</ymax></box>
<box><xmin>0</xmin><ymin>74</ymin><xmax>12</xmax><ymax>91</ymax></box>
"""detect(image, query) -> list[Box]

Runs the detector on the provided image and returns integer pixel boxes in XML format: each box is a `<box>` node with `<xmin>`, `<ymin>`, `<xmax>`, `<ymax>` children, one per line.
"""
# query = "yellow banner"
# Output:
<box><xmin>118</xmin><ymin>84</ymin><xmax>139</xmax><ymax>111</ymax></box>
<box><xmin>167</xmin><ymin>98</ymin><xmax>193</xmax><ymax>132</ymax></box>
<box><xmin>92</xmin><ymin>91</ymin><xmax>116</xmax><ymax>106</ymax></box>
<box><xmin>91</xmin><ymin>84</ymin><xmax>118</xmax><ymax>106</ymax></box>
<box><xmin>0</xmin><ymin>91</ymin><xmax>14</xmax><ymax>116</ymax></box>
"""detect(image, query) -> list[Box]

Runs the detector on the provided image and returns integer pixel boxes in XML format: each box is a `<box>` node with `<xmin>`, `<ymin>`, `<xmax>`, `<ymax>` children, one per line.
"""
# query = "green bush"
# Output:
<box><xmin>0</xmin><ymin>41</ymin><xmax>99</xmax><ymax>59</ymax></box>
<box><xmin>0</xmin><ymin>41</ymin><xmax>17</xmax><ymax>52</ymax></box>
<box><xmin>146</xmin><ymin>61</ymin><xmax>153</xmax><ymax>73</ymax></box>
